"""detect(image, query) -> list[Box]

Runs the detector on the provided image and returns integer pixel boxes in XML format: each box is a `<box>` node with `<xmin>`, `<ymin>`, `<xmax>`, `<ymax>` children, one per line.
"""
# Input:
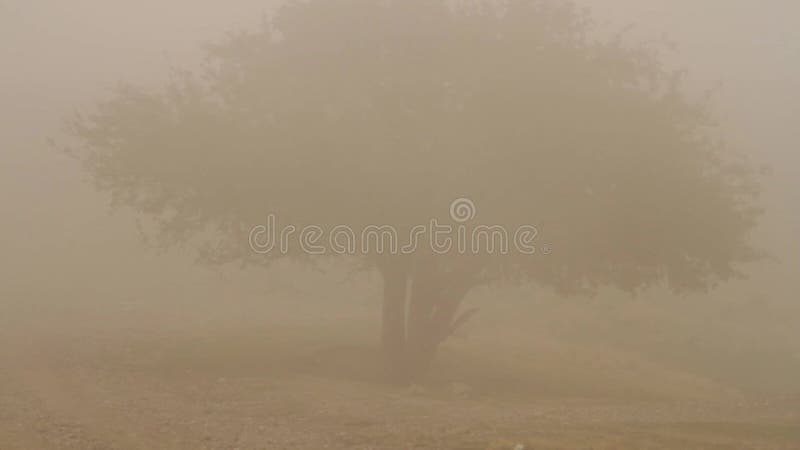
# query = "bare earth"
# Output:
<box><xmin>1</xmin><ymin>294</ymin><xmax>798</xmax><ymax>450</ymax></box>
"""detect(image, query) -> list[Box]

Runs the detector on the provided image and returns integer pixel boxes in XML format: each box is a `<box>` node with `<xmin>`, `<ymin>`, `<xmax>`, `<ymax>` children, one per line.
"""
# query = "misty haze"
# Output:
<box><xmin>1</xmin><ymin>1</ymin><xmax>799</xmax><ymax>449</ymax></box>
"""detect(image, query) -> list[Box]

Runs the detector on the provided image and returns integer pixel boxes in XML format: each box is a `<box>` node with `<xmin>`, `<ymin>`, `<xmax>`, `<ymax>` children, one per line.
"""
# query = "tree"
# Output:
<box><xmin>67</xmin><ymin>0</ymin><xmax>760</xmax><ymax>381</ymax></box>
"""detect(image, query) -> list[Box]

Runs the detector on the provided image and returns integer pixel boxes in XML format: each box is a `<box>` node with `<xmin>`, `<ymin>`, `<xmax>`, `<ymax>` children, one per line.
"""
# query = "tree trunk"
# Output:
<box><xmin>379</xmin><ymin>259</ymin><xmax>477</xmax><ymax>382</ymax></box>
<box><xmin>380</xmin><ymin>263</ymin><xmax>407</xmax><ymax>380</ymax></box>
<box><xmin>405</xmin><ymin>263</ymin><xmax>477</xmax><ymax>381</ymax></box>
<box><xmin>404</xmin><ymin>269</ymin><xmax>440</xmax><ymax>379</ymax></box>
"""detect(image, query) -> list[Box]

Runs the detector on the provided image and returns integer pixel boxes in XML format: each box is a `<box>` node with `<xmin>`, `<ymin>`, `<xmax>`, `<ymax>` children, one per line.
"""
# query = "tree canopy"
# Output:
<box><xmin>69</xmin><ymin>0</ymin><xmax>760</xmax><ymax>295</ymax></box>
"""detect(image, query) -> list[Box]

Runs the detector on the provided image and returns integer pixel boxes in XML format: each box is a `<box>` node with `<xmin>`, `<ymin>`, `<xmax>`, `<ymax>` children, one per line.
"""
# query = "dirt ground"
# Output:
<box><xmin>1</xmin><ymin>289</ymin><xmax>798</xmax><ymax>450</ymax></box>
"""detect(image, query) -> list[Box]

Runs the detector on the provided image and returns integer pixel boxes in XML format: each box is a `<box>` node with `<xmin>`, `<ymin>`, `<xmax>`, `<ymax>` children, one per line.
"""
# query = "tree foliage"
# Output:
<box><xmin>69</xmin><ymin>0</ymin><xmax>760</xmax><ymax>295</ymax></box>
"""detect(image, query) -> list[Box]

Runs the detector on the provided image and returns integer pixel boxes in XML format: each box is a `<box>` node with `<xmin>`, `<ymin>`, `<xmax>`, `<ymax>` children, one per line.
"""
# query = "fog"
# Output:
<box><xmin>1</xmin><ymin>1</ymin><xmax>798</xmax><ymax>448</ymax></box>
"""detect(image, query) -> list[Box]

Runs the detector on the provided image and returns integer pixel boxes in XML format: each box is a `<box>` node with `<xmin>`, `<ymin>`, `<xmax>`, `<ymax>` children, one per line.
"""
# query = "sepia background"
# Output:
<box><xmin>1</xmin><ymin>1</ymin><xmax>799</xmax><ymax>448</ymax></box>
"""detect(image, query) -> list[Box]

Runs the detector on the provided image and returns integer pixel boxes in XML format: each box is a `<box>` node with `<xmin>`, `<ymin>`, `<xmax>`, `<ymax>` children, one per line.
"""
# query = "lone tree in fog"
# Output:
<box><xmin>68</xmin><ymin>0</ymin><xmax>760</xmax><ymax>380</ymax></box>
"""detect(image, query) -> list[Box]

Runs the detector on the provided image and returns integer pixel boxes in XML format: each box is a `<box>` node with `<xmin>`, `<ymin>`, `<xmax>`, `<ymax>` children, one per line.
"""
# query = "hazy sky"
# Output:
<box><xmin>1</xmin><ymin>0</ymin><xmax>797</xmax><ymax>290</ymax></box>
